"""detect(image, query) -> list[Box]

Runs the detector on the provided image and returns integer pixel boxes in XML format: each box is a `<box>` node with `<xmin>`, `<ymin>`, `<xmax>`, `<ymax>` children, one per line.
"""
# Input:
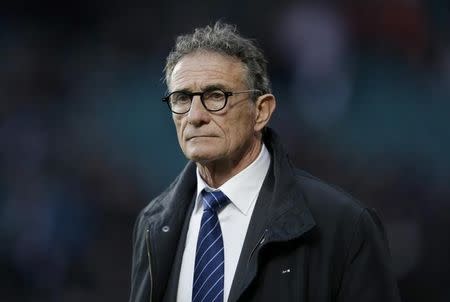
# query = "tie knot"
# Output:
<box><xmin>201</xmin><ymin>190</ymin><xmax>229</xmax><ymax>212</ymax></box>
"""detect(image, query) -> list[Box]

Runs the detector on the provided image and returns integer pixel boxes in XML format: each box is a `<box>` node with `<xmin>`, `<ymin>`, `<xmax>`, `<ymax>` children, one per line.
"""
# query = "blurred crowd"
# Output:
<box><xmin>1</xmin><ymin>0</ymin><xmax>449</xmax><ymax>301</ymax></box>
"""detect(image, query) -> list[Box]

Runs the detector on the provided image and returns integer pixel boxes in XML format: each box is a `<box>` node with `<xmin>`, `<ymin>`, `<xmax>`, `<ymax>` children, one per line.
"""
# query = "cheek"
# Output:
<box><xmin>172</xmin><ymin>115</ymin><xmax>183</xmax><ymax>130</ymax></box>
<box><xmin>172</xmin><ymin>117</ymin><xmax>185</xmax><ymax>141</ymax></box>
<box><xmin>233</xmin><ymin>108</ymin><xmax>255</xmax><ymax>133</ymax></box>
<box><xmin>225</xmin><ymin>114</ymin><xmax>255</xmax><ymax>147</ymax></box>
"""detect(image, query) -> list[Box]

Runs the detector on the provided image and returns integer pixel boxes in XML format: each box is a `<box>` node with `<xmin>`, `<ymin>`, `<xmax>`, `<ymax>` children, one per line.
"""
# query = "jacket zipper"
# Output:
<box><xmin>145</xmin><ymin>226</ymin><xmax>153</xmax><ymax>302</ymax></box>
<box><xmin>233</xmin><ymin>229</ymin><xmax>268</xmax><ymax>302</ymax></box>
<box><xmin>248</xmin><ymin>229</ymin><xmax>268</xmax><ymax>264</ymax></box>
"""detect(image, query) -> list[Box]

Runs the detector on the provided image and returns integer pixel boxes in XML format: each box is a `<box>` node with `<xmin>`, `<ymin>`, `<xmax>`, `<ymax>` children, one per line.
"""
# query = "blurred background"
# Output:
<box><xmin>0</xmin><ymin>0</ymin><xmax>449</xmax><ymax>301</ymax></box>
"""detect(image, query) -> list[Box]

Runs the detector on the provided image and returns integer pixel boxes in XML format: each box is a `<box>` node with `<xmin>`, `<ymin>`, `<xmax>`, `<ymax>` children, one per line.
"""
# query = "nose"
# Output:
<box><xmin>187</xmin><ymin>95</ymin><xmax>210</xmax><ymax>125</ymax></box>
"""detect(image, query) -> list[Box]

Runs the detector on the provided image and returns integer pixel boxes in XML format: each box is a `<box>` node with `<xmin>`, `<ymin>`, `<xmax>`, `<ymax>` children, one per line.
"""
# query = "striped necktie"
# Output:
<box><xmin>192</xmin><ymin>190</ymin><xmax>229</xmax><ymax>302</ymax></box>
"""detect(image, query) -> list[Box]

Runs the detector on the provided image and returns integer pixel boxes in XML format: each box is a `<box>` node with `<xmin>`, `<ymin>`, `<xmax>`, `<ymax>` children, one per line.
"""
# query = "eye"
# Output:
<box><xmin>204</xmin><ymin>90</ymin><xmax>225</xmax><ymax>102</ymax></box>
<box><xmin>170</xmin><ymin>92</ymin><xmax>191</xmax><ymax>104</ymax></box>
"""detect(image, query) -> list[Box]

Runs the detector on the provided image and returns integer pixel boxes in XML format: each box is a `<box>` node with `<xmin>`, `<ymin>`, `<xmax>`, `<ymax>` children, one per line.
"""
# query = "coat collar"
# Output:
<box><xmin>261</xmin><ymin>127</ymin><xmax>316</xmax><ymax>242</ymax></box>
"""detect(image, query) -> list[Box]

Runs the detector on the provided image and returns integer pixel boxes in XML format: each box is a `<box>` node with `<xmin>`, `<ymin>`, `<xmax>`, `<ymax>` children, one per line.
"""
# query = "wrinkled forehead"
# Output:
<box><xmin>167</xmin><ymin>50</ymin><xmax>249</xmax><ymax>90</ymax></box>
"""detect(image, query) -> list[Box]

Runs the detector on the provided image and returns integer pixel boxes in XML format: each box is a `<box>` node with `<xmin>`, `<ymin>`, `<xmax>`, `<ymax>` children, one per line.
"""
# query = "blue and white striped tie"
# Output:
<box><xmin>192</xmin><ymin>190</ymin><xmax>229</xmax><ymax>302</ymax></box>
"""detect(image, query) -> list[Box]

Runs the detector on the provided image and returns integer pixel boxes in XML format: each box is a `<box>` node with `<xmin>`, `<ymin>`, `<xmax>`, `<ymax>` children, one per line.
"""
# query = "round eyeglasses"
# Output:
<box><xmin>162</xmin><ymin>89</ymin><xmax>261</xmax><ymax>114</ymax></box>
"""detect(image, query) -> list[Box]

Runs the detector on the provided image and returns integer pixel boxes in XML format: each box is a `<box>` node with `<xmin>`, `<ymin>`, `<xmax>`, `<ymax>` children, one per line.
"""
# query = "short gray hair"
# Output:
<box><xmin>164</xmin><ymin>21</ymin><xmax>271</xmax><ymax>96</ymax></box>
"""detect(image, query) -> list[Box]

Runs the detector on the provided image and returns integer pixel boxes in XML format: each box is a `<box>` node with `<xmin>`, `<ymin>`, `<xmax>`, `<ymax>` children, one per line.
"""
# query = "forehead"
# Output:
<box><xmin>169</xmin><ymin>51</ymin><xmax>247</xmax><ymax>91</ymax></box>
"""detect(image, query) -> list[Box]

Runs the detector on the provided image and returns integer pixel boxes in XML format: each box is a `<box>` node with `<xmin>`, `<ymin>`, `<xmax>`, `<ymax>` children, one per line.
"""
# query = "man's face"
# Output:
<box><xmin>168</xmin><ymin>51</ymin><xmax>260</xmax><ymax>165</ymax></box>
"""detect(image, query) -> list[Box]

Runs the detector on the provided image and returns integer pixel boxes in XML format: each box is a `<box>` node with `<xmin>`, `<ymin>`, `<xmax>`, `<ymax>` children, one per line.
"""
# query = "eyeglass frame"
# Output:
<box><xmin>162</xmin><ymin>89</ymin><xmax>262</xmax><ymax>114</ymax></box>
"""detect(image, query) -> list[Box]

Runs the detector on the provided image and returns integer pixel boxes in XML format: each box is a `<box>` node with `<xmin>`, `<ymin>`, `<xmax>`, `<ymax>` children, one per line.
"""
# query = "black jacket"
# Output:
<box><xmin>129</xmin><ymin>128</ymin><xmax>401</xmax><ymax>302</ymax></box>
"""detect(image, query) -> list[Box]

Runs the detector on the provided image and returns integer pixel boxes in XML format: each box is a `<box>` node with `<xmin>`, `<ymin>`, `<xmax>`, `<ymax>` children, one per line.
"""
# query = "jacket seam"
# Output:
<box><xmin>335</xmin><ymin>208</ymin><xmax>366</xmax><ymax>299</ymax></box>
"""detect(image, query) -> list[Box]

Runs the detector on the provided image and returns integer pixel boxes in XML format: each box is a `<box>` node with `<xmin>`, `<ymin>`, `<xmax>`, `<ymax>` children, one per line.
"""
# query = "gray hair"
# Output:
<box><xmin>164</xmin><ymin>21</ymin><xmax>271</xmax><ymax>96</ymax></box>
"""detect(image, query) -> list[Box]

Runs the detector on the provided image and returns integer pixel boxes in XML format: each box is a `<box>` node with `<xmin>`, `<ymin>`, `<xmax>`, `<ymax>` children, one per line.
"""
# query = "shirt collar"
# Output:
<box><xmin>195</xmin><ymin>143</ymin><xmax>271</xmax><ymax>215</ymax></box>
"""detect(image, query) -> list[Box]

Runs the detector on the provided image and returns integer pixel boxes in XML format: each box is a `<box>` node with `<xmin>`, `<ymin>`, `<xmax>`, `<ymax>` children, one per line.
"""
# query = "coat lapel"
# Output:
<box><xmin>143</xmin><ymin>161</ymin><xmax>197</xmax><ymax>302</ymax></box>
<box><xmin>162</xmin><ymin>194</ymin><xmax>196</xmax><ymax>302</ymax></box>
<box><xmin>226</xmin><ymin>175</ymin><xmax>316</xmax><ymax>302</ymax></box>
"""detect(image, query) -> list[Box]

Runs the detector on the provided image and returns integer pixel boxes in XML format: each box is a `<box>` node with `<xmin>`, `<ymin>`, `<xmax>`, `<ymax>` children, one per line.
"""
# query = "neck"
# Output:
<box><xmin>197</xmin><ymin>139</ymin><xmax>262</xmax><ymax>188</ymax></box>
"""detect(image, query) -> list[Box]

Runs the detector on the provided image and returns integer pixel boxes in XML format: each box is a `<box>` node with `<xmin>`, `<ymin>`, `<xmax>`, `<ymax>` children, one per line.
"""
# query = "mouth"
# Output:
<box><xmin>186</xmin><ymin>135</ymin><xmax>216</xmax><ymax>141</ymax></box>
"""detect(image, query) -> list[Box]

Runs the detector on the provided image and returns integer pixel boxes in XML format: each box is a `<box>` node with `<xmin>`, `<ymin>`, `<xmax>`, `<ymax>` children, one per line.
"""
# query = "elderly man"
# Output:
<box><xmin>129</xmin><ymin>22</ymin><xmax>400</xmax><ymax>302</ymax></box>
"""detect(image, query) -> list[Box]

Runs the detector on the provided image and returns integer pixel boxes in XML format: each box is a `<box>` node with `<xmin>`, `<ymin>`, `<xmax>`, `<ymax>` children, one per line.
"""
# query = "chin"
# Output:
<box><xmin>183</xmin><ymin>148</ymin><xmax>222</xmax><ymax>163</ymax></box>
<box><xmin>186</xmin><ymin>153</ymin><xmax>216</xmax><ymax>163</ymax></box>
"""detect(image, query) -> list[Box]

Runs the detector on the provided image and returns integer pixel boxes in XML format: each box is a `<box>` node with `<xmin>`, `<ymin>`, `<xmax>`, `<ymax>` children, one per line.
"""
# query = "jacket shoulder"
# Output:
<box><xmin>293</xmin><ymin>169</ymin><xmax>388</xmax><ymax>259</ymax></box>
<box><xmin>295</xmin><ymin>169</ymin><xmax>366</xmax><ymax>220</ymax></box>
<box><xmin>292</xmin><ymin>169</ymin><xmax>375</xmax><ymax>244</ymax></box>
<box><xmin>292</xmin><ymin>170</ymin><xmax>399</xmax><ymax>301</ymax></box>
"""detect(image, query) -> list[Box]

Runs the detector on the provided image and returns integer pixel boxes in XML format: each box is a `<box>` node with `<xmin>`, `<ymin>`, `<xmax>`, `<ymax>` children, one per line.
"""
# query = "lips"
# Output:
<box><xmin>186</xmin><ymin>134</ymin><xmax>217</xmax><ymax>141</ymax></box>
<box><xmin>187</xmin><ymin>135</ymin><xmax>212</xmax><ymax>140</ymax></box>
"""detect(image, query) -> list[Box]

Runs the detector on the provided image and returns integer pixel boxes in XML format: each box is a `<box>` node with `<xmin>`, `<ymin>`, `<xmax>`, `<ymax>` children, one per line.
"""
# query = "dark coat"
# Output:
<box><xmin>129</xmin><ymin>128</ymin><xmax>401</xmax><ymax>302</ymax></box>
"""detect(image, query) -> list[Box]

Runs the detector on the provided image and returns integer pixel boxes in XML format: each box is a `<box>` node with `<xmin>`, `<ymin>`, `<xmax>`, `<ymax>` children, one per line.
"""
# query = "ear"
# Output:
<box><xmin>254</xmin><ymin>94</ymin><xmax>276</xmax><ymax>132</ymax></box>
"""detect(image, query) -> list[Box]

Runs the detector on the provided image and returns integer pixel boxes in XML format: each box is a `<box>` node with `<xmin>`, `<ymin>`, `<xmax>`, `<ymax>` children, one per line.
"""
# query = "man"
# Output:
<box><xmin>129</xmin><ymin>22</ymin><xmax>400</xmax><ymax>302</ymax></box>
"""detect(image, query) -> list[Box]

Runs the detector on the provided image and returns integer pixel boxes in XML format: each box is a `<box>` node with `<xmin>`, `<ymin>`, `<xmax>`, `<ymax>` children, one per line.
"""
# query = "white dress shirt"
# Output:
<box><xmin>176</xmin><ymin>143</ymin><xmax>271</xmax><ymax>302</ymax></box>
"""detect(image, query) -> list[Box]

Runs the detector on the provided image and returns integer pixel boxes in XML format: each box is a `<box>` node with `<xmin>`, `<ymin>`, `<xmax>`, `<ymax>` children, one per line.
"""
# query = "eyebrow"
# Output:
<box><xmin>200</xmin><ymin>84</ymin><xmax>229</xmax><ymax>91</ymax></box>
<box><xmin>173</xmin><ymin>83</ymin><xmax>229</xmax><ymax>93</ymax></box>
